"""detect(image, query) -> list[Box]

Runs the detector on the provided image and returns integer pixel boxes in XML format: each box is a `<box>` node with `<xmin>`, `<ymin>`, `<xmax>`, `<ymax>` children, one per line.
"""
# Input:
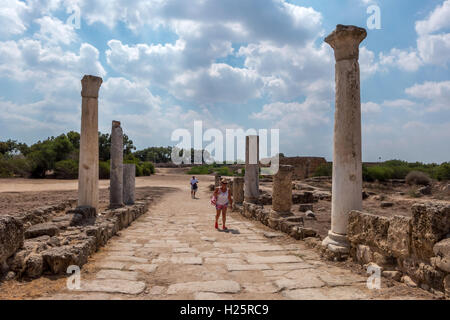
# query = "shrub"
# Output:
<box><xmin>434</xmin><ymin>162</ymin><xmax>450</xmax><ymax>181</ymax></box>
<box><xmin>54</xmin><ymin>159</ymin><xmax>78</xmax><ymax>179</ymax></box>
<box><xmin>188</xmin><ymin>165</ymin><xmax>213</xmax><ymax>175</ymax></box>
<box><xmin>135</xmin><ymin>164</ymin><xmax>144</xmax><ymax>177</ymax></box>
<box><xmin>365</xmin><ymin>166</ymin><xmax>394</xmax><ymax>182</ymax></box>
<box><xmin>405</xmin><ymin>170</ymin><xmax>431</xmax><ymax>186</ymax></box>
<box><xmin>141</xmin><ymin>161</ymin><xmax>155</xmax><ymax>176</ymax></box>
<box><xmin>0</xmin><ymin>156</ymin><xmax>31</xmax><ymax>178</ymax></box>
<box><xmin>0</xmin><ymin>156</ymin><xmax>13</xmax><ymax>177</ymax></box>
<box><xmin>314</xmin><ymin>163</ymin><xmax>332</xmax><ymax>177</ymax></box>
<box><xmin>216</xmin><ymin>166</ymin><xmax>234</xmax><ymax>177</ymax></box>
<box><xmin>99</xmin><ymin>161</ymin><xmax>110</xmax><ymax>179</ymax></box>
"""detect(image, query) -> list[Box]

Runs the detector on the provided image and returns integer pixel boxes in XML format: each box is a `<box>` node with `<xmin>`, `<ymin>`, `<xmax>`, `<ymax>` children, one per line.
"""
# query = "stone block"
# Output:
<box><xmin>355</xmin><ymin>244</ymin><xmax>372</xmax><ymax>264</ymax></box>
<box><xmin>444</xmin><ymin>275</ymin><xmax>450</xmax><ymax>298</ymax></box>
<box><xmin>411</xmin><ymin>203</ymin><xmax>450</xmax><ymax>261</ymax></box>
<box><xmin>293</xmin><ymin>191</ymin><xmax>315</xmax><ymax>204</ymax></box>
<box><xmin>348</xmin><ymin>211</ymin><xmax>390</xmax><ymax>252</ymax></box>
<box><xmin>0</xmin><ymin>216</ymin><xmax>24</xmax><ymax>264</ymax></box>
<box><xmin>25</xmin><ymin>223</ymin><xmax>60</xmax><ymax>239</ymax></box>
<box><xmin>433</xmin><ymin>238</ymin><xmax>450</xmax><ymax>273</ymax></box>
<box><xmin>299</xmin><ymin>204</ymin><xmax>313</xmax><ymax>212</ymax></box>
<box><xmin>67</xmin><ymin>206</ymin><xmax>97</xmax><ymax>220</ymax></box>
<box><xmin>387</xmin><ymin>215</ymin><xmax>412</xmax><ymax>258</ymax></box>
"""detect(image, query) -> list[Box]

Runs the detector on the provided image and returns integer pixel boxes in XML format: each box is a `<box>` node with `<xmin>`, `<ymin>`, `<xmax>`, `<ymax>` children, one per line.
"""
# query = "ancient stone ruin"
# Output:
<box><xmin>321</xmin><ymin>25</ymin><xmax>366</xmax><ymax>256</ymax></box>
<box><xmin>0</xmin><ymin>75</ymin><xmax>143</xmax><ymax>280</ymax></box>
<box><xmin>110</xmin><ymin>121</ymin><xmax>124</xmax><ymax>209</ymax></box>
<box><xmin>78</xmin><ymin>75</ymin><xmax>102</xmax><ymax>212</ymax></box>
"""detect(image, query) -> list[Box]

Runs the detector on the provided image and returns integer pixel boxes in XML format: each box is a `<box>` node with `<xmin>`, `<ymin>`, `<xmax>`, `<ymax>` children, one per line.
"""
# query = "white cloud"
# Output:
<box><xmin>362</xmin><ymin>102</ymin><xmax>381</xmax><ymax>113</ymax></box>
<box><xmin>34</xmin><ymin>16</ymin><xmax>77</xmax><ymax>45</ymax></box>
<box><xmin>379</xmin><ymin>48</ymin><xmax>423</xmax><ymax>72</ymax></box>
<box><xmin>0</xmin><ymin>39</ymin><xmax>105</xmax><ymax>85</ymax></box>
<box><xmin>360</xmin><ymin>47</ymin><xmax>380</xmax><ymax>77</ymax></box>
<box><xmin>0</xmin><ymin>0</ymin><xmax>29</xmax><ymax>38</ymax></box>
<box><xmin>405</xmin><ymin>80</ymin><xmax>450</xmax><ymax>112</ymax></box>
<box><xmin>417</xmin><ymin>32</ymin><xmax>450</xmax><ymax>66</ymax></box>
<box><xmin>415</xmin><ymin>0</ymin><xmax>450</xmax><ymax>35</ymax></box>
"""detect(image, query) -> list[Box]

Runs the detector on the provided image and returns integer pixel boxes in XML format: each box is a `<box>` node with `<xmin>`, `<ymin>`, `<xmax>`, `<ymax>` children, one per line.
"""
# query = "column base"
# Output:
<box><xmin>322</xmin><ymin>230</ymin><xmax>350</xmax><ymax>253</ymax></box>
<box><xmin>109</xmin><ymin>203</ymin><xmax>125</xmax><ymax>209</ymax></box>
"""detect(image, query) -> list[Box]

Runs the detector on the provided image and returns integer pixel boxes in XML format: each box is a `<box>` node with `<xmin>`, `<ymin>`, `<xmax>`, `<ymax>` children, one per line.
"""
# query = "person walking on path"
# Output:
<box><xmin>190</xmin><ymin>176</ymin><xmax>199</xmax><ymax>199</ymax></box>
<box><xmin>212</xmin><ymin>178</ymin><xmax>233</xmax><ymax>230</ymax></box>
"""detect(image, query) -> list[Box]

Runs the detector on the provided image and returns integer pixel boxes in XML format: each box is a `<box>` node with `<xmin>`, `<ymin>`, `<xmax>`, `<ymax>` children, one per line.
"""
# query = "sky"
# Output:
<box><xmin>0</xmin><ymin>0</ymin><xmax>449</xmax><ymax>163</ymax></box>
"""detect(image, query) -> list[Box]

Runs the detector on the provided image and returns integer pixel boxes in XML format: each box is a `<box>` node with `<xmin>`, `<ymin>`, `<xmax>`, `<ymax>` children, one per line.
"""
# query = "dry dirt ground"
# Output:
<box><xmin>0</xmin><ymin>169</ymin><xmax>438</xmax><ymax>300</ymax></box>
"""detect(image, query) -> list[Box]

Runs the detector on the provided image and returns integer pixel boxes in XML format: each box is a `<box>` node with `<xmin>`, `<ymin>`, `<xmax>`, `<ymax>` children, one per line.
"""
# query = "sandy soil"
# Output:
<box><xmin>0</xmin><ymin>168</ymin><xmax>194</xmax><ymax>216</ymax></box>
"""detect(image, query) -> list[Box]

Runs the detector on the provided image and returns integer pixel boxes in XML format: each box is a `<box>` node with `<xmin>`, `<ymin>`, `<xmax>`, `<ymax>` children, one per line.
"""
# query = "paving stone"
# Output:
<box><xmin>170</xmin><ymin>257</ymin><xmax>203</xmax><ymax>265</ymax></box>
<box><xmin>271</xmin><ymin>263</ymin><xmax>314</xmax><ymax>271</ymax></box>
<box><xmin>129</xmin><ymin>264</ymin><xmax>158</xmax><ymax>273</ymax></box>
<box><xmin>39</xmin><ymin>293</ymin><xmax>123</xmax><ymax>300</ymax></box>
<box><xmin>263</xmin><ymin>232</ymin><xmax>285</xmax><ymax>239</ymax></box>
<box><xmin>97</xmin><ymin>261</ymin><xmax>126</xmax><ymax>270</ymax></box>
<box><xmin>262</xmin><ymin>270</ymin><xmax>288</xmax><ymax>278</ymax></box>
<box><xmin>167</xmin><ymin>280</ymin><xmax>241</xmax><ymax>294</ymax></box>
<box><xmin>104</xmin><ymin>250</ymin><xmax>136</xmax><ymax>256</ymax></box>
<box><xmin>246</xmin><ymin>255</ymin><xmax>303</xmax><ymax>264</ymax></box>
<box><xmin>282</xmin><ymin>286</ymin><xmax>370</xmax><ymax>300</ymax></box>
<box><xmin>173</xmin><ymin>247</ymin><xmax>197</xmax><ymax>253</ymax></box>
<box><xmin>317</xmin><ymin>271</ymin><xmax>367</xmax><ymax>287</ymax></box>
<box><xmin>227</xmin><ymin>264</ymin><xmax>271</xmax><ymax>271</ymax></box>
<box><xmin>96</xmin><ymin>270</ymin><xmax>140</xmax><ymax>281</ymax></box>
<box><xmin>148</xmin><ymin>286</ymin><xmax>166</xmax><ymax>295</ymax></box>
<box><xmin>81</xmin><ymin>279</ymin><xmax>146</xmax><ymax>295</ymax></box>
<box><xmin>201</xmin><ymin>237</ymin><xmax>216</xmax><ymax>242</ymax></box>
<box><xmin>194</xmin><ymin>292</ymin><xmax>222</xmax><ymax>300</ymax></box>
<box><xmin>108</xmin><ymin>256</ymin><xmax>149</xmax><ymax>264</ymax></box>
<box><xmin>274</xmin><ymin>277</ymin><xmax>325</xmax><ymax>290</ymax></box>
<box><xmin>231</xmin><ymin>245</ymin><xmax>285</xmax><ymax>252</ymax></box>
<box><xmin>205</xmin><ymin>258</ymin><xmax>244</xmax><ymax>265</ymax></box>
<box><xmin>242</xmin><ymin>282</ymin><xmax>279</xmax><ymax>294</ymax></box>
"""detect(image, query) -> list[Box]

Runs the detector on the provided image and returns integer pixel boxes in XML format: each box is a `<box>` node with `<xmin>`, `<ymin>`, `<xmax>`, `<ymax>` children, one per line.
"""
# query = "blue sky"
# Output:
<box><xmin>0</xmin><ymin>0</ymin><xmax>449</xmax><ymax>163</ymax></box>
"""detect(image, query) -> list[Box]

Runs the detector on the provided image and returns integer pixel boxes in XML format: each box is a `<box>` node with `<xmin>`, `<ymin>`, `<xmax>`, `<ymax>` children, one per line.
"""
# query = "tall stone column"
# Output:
<box><xmin>272</xmin><ymin>165</ymin><xmax>293</xmax><ymax>213</ymax></box>
<box><xmin>110</xmin><ymin>121</ymin><xmax>124</xmax><ymax>208</ymax></box>
<box><xmin>244</xmin><ymin>135</ymin><xmax>259</xmax><ymax>203</ymax></box>
<box><xmin>322</xmin><ymin>25</ymin><xmax>367</xmax><ymax>253</ymax></box>
<box><xmin>78</xmin><ymin>75</ymin><xmax>102</xmax><ymax>211</ymax></box>
<box><xmin>123</xmin><ymin>164</ymin><xmax>136</xmax><ymax>205</ymax></box>
<box><xmin>233</xmin><ymin>177</ymin><xmax>244</xmax><ymax>205</ymax></box>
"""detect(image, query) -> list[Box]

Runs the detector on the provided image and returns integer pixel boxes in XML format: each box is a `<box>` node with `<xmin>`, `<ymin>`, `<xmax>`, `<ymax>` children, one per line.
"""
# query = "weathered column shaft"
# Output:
<box><xmin>215</xmin><ymin>174</ymin><xmax>221</xmax><ymax>188</ymax></box>
<box><xmin>323</xmin><ymin>25</ymin><xmax>366</xmax><ymax>252</ymax></box>
<box><xmin>123</xmin><ymin>164</ymin><xmax>136</xmax><ymax>205</ymax></box>
<box><xmin>272</xmin><ymin>165</ymin><xmax>294</xmax><ymax>213</ymax></box>
<box><xmin>110</xmin><ymin>121</ymin><xmax>124</xmax><ymax>208</ymax></box>
<box><xmin>233</xmin><ymin>177</ymin><xmax>244</xmax><ymax>205</ymax></box>
<box><xmin>78</xmin><ymin>75</ymin><xmax>102</xmax><ymax>210</ymax></box>
<box><xmin>244</xmin><ymin>135</ymin><xmax>259</xmax><ymax>203</ymax></box>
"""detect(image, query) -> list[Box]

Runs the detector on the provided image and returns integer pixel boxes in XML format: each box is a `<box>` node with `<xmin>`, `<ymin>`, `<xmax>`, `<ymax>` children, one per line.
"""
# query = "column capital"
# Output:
<box><xmin>81</xmin><ymin>75</ymin><xmax>103</xmax><ymax>98</ymax></box>
<box><xmin>112</xmin><ymin>120</ymin><xmax>121</xmax><ymax>128</ymax></box>
<box><xmin>325</xmin><ymin>25</ymin><xmax>367</xmax><ymax>61</ymax></box>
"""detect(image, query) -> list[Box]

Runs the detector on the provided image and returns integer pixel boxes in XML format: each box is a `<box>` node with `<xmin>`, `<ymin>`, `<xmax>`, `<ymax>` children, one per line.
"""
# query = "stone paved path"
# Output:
<box><xmin>39</xmin><ymin>174</ymin><xmax>433</xmax><ymax>300</ymax></box>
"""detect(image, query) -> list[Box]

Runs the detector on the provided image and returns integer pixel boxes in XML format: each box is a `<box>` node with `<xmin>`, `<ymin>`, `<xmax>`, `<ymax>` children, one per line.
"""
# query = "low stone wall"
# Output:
<box><xmin>1</xmin><ymin>198</ymin><xmax>152</xmax><ymax>279</ymax></box>
<box><xmin>1</xmin><ymin>200</ymin><xmax>76</xmax><ymax>267</ymax></box>
<box><xmin>280</xmin><ymin>157</ymin><xmax>327</xmax><ymax>180</ymax></box>
<box><xmin>234</xmin><ymin>202</ymin><xmax>317</xmax><ymax>241</ymax></box>
<box><xmin>348</xmin><ymin>202</ymin><xmax>450</xmax><ymax>297</ymax></box>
